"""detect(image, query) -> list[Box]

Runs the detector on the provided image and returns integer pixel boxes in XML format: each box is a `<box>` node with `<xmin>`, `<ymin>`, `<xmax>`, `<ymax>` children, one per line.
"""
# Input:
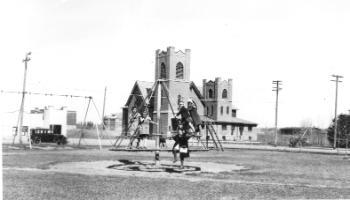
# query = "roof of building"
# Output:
<box><xmin>201</xmin><ymin>115</ymin><xmax>257</xmax><ymax>126</ymax></box>
<box><xmin>126</xmin><ymin>80</ymin><xmax>205</xmax><ymax>107</ymax></box>
<box><xmin>136</xmin><ymin>81</ymin><xmax>154</xmax><ymax>98</ymax></box>
<box><xmin>215</xmin><ymin>117</ymin><xmax>258</xmax><ymax>127</ymax></box>
<box><xmin>125</xmin><ymin>81</ymin><xmax>154</xmax><ymax>106</ymax></box>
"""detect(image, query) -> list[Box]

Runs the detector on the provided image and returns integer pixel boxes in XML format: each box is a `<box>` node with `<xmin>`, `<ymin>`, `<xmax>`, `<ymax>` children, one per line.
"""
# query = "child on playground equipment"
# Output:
<box><xmin>178</xmin><ymin>128</ymin><xmax>191</xmax><ymax>169</ymax></box>
<box><xmin>128</xmin><ymin>106</ymin><xmax>143</xmax><ymax>149</ymax></box>
<box><xmin>137</xmin><ymin>109</ymin><xmax>155</xmax><ymax>149</ymax></box>
<box><xmin>128</xmin><ymin>106</ymin><xmax>156</xmax><ymax>149</ymax></box>
<box><xmin>172</xmin><ymin>100</ymin><xmax>194</xmax><ymax>168</ymax></box>
<box><xmin>172</xmin><ymin>119</ymin><xmax>191</xmax><ymax>168</ymax></box>
<box><xmin>176</xmin><ymin>100</ymin><xmax>196</xmax><ymax>133</ymax></box>
<box><xmin>187</xmin><ymin>98</ymin><xmax>202</xmax><ymax>136</ymax></box>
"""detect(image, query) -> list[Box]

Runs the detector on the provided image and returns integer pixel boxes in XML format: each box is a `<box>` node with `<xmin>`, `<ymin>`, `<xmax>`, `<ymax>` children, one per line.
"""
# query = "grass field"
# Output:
<box><xmin>3</xmin><ymin>145</ymin><xmax>350</xmax><ymax>200</ymax></box>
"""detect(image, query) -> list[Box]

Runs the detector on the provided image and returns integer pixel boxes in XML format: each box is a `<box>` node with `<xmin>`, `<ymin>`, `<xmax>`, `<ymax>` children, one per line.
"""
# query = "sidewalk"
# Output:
<box><xmin>70</xmin><ymin>138</ymin><xmax>350</xmax><ymax>155</ymax></box>
<box><xmin>5</xmin><ymin>137</ymin><xmax>350</xmax><ymax>156</ymax></box>
<box><xmin>222</xmin><ymin>143</ymin><xmax>350</xmax><ymax>155</ymax></box>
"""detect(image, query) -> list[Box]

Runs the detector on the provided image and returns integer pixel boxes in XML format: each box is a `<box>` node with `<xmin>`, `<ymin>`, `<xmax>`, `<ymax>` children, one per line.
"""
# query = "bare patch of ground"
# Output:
<box><xmin>47</xmin><ymin>159</ymin><xmax>247</xmax><ymax>177</ymax></box>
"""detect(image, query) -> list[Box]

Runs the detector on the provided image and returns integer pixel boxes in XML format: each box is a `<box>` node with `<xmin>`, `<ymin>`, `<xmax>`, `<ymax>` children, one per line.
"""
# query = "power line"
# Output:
<box><xmin>0</xmin><ymin>89</ymin><xmax>160</xmax><ymax>99</ymax></box>
<box><xmin>1</xmin><ymin>90</ymin><xmax>92</xmax><ymax>99</ymax></box>
<box><xmin>4</xmin><ymin>109</ymin><xmax>20</xmax><ymax>114</ymax></box>
<box><xmin>330</xmin><ymin>74</ymin><xmax>343</xmax><ymax>149</ymax></box>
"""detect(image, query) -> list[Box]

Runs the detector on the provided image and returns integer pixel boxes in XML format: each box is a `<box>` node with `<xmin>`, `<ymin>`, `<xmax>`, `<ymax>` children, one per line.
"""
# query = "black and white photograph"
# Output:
<box><xmin>1</xmin><ymin>0</ymin><xmax>350</xmax><ymax>199</ymax></box>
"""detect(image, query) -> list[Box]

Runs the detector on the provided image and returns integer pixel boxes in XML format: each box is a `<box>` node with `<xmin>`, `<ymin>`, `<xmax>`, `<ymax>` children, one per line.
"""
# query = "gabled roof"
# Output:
<box><xmin>125</xmin><ymin>81</ymin><xmax>205</xmax><ymax>110</ymax></box>
<box><xmin>137</xmin><ymin>81</ymin><xmax>154</xmax><ymax>99</ymax></box>
<box><xmin>125</xmin><ymin>81</ymin><xmax>154</xmax><ymax>106</ymax></box>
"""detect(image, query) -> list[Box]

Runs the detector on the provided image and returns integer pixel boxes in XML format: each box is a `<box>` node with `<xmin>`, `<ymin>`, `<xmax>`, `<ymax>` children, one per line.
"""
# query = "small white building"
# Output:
<box><xmin>20</xmin><ymin>106</ymin><xmax>76</xmax><ymax>137</ymax></box>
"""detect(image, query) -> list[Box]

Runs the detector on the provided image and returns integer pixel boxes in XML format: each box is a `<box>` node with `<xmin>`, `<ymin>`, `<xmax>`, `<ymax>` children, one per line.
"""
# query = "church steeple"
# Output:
<box><xmin>155</xmin><ymin>46</ymin><xmax>191</xmax><ymax>81</ymax></box>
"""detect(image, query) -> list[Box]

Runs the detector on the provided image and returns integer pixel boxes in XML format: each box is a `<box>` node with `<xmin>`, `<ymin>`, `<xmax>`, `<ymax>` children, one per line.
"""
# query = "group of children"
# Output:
<box><xmin>127</xmin><ymin>106</ymin><xmax>150</xmax><ymax>149</ymax></box>
<box><xmin>172</xmin><ymin>99</ymin><xmax>202</xmax><ymax>168</ymax></box>
<box><xmin>127</xmin><ymin>98</ymin><xmax>202</xmax><ymax>168</ymax></box>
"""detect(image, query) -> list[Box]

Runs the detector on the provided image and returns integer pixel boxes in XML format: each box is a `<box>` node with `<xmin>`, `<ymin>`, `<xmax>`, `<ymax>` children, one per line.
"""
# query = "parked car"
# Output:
<box><xmin>30</xmin><ymin>128</ymin><xmax>67</xmax><ymax>145</ymax></box>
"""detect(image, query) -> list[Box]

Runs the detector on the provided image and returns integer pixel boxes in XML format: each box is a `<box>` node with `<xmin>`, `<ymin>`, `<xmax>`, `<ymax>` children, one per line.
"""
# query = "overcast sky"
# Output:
<box><xmin>0</xmin><ymin>0</ymin><xmax>349</xmax><ymax>129</ymax></box>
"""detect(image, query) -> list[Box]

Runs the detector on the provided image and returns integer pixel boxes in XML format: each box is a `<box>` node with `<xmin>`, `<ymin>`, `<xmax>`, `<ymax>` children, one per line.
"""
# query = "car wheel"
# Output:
<box><xmin>34</xmin><ymin>137</ymin><xmax>41</xmax><ymax>144</ymax></box>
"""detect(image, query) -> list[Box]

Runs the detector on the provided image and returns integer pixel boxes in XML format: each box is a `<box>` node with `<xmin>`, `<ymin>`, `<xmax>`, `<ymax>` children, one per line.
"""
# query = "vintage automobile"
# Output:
<box><xmin>30</xmin><ymin>128</ymin><xmax>67</xmax><ymax>145</ymax></box>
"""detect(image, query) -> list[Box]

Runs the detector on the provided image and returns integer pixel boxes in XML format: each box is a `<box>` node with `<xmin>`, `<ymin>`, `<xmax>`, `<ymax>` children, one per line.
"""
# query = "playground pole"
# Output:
<box><xmin>155</xmin><ymin>80</ymin><xmax>161</xmax><ymax>166</ymax></box>
<box><xmin>78</xmin><ymin>97</ymin><xmax>91</xmax><ymax>146</ymax></box>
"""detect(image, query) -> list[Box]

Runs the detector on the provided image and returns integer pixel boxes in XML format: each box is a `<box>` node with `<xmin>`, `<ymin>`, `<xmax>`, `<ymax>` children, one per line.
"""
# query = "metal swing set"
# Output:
<box><xmin>110</xmin><ymin>79</ymin><xmax>224</xmax><ymax>165</ymax></box>
<box><xmin>8</xmin><ymin>90</ymin><xmax>107</xmax><ymax>150</ymax></box>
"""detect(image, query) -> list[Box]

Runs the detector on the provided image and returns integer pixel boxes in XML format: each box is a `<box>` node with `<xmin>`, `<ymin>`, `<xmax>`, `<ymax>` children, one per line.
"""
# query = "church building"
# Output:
<box><xmin>122</xmin><ymin>47</ymin><xmax>258</xmax><ymax>141</ymax></box>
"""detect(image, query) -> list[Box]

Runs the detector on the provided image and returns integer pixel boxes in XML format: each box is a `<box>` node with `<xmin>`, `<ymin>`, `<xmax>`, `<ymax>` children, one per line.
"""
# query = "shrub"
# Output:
<box><xmin>327</xmin><ymin>114</ymin><xmax>350</xmax><ymax>148</ymax></box>
<box><xmin>289</xmin><ymin>137</ymin><xmax>308</xmax><ymax>147</ymax></box>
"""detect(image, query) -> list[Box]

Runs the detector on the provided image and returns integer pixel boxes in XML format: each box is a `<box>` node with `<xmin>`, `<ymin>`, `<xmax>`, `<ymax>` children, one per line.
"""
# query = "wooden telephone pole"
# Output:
<box><xmin>331</xmin><ymin>74</ymin><xmax>343</xmax><ymax>149</ymax></box>
<box><xmin>272</xmin><ymin>80</ymin><xmax>282</xmax><ymax>146</ymax></box>
<box><xmin>13</xmin><ymin>52</ymin><xmax>31</xmax><ymax>146</ymax></box>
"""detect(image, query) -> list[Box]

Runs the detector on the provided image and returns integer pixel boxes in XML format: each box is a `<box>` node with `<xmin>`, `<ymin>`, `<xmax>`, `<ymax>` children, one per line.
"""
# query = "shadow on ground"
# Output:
<box><xmin>107</xmin><ymin>159</ymin><xmax>201</xmax><ymax>173</ymax></box>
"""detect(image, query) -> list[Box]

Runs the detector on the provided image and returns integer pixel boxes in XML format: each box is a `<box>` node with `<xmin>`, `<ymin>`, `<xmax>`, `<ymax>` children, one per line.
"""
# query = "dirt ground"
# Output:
<box><xmin>3</xmin><ymin>145</ymin><xmax>350</xmax><ymax>200</ymax></box>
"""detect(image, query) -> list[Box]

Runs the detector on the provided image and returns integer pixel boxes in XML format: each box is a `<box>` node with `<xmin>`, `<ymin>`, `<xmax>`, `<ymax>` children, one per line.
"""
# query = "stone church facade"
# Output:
<box><xmin>122</xmin><ymin>46</ymin><xmax>258</xmax><ymax>141</ymax></box>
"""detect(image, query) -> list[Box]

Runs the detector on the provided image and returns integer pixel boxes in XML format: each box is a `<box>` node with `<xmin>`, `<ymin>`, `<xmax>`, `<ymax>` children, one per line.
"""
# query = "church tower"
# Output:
<box><xmin>202</xmin><ymin>78</ymin><xmax>233</xmax><ymax>121</ymax></box>
<box><xmin>153</xmin><ymin>47</ymin><xmax>191</xmax><ymax>135</ymax></box>
<box><xmin>155</xmin><ymin>46</ymin><xmax>191</xmax><ymax>81</ymax></box>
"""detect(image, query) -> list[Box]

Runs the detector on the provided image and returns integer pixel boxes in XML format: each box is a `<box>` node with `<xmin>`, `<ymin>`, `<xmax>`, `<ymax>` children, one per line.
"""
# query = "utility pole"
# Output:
<box><xmin>13</xmin><ymin>52</ymin><xmax>31</xmax><ymax>146</ymax></box>
<box><xmin>272</xmin><ymin>80</ymin><xmax>282</xmax><ymax>146</ymax></box>
<box><xmin>331</xmin><ymin>74</ymin><xmax>343</xmax><ymax>149</ymax></box>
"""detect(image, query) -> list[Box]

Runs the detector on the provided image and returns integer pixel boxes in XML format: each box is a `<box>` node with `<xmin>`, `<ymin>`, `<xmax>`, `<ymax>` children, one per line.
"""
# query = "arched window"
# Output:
<box><xmin>208</xmin><ymin>89</ymin><xmax>213</xmax><ymax>98</ymax></box>
<box><xmin>206</xmin><ymin>106</ymin><xmax>209</xmax><ymax>116</ymax></box>
<box><xmin>222</xmin><ymin>89</ymin><xmax>227</xmax><ymax>98</ymax></box>
<box><xmin>226</xmin><ymin>106</ymin><xmax>229</xmax><ymax>114</ymax></box>
<box><xmin>220</xmin><ymin>106</ymin><xmax>223</xmax><ymax>115</ymax></box>
<box><xmin>232</xmin><ymin>109</ymin><xmax>236</xmax><ymax>117</ymax></box>
<box><xmin>160</xmin><ymin>63</ymin><xmax>166</xmax><ymax>79</ymax></box>
<box><xmin>211</xmin><ymin>105</ymin><xmax>214</xmax><ymax>116</ymax></box>
<box><xmin>176</xmin><ymin>62</ymin><xmax>184</xmax><ymax>79</ymax></box>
